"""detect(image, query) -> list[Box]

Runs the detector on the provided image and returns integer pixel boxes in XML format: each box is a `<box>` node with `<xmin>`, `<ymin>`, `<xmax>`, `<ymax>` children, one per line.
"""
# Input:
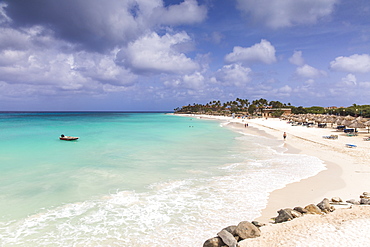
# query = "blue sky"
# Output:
<box><xmin>0</xmin><ymin>0</ymin><xmax>369</xmax><ymax>111</ymax></box>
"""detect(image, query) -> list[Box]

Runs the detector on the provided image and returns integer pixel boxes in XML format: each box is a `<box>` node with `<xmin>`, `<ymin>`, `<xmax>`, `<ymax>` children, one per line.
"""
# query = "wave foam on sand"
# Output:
<box><xmin>183</xmin><ymin>115</ymin><xmax>370</xmax><ymax>246</ymax></box>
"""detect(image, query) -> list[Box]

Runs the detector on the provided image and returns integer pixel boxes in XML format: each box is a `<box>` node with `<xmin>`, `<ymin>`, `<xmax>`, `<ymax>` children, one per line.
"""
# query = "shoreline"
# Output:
<box><xmin>225</xmin><ymin>120</ymin><xmax>346</xmax><ymax>222</ymax></box>
<box><xmin>176</xmin><ymin>114</ymin><xmax>370</xmax><ymax>221</ymax></box>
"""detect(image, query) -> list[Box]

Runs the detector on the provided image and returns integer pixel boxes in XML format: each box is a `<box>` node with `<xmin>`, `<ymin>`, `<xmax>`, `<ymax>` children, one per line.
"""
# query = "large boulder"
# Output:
<box><xmin>293</xmin><ymin>206</ymin><xmax>308</xmax><ymax>214</ymax></box>
<box><xmin>274</xmin><ymin>209</ymin><xmax>293</xmax><ymax>223</ymax></box>
<box><xmin>203</xmin><ymin>237</ymin><xmax>225</xmax><ymax>247</ymax></box>
<box><xmin>361</xmin><ymin>192</ymin><xmax>370</xmax><ymax>199</ymax></box>
<box><xmin>331</xmin><ymin>197</ymin><xmax>343</xmax><ymax>203</ymax></box>
<box><xmin>234</xmin><ymin>221</ymin><xmax>261</xmax><ymax>240</ymax></box>
<box><xmin>223</xmin><ymin>225</ymin><xmax>237</xmax><ymax>236</ymax></box>
<box><xmin>346</xmin><ymin>199</ymin><xmax>360</xmax><ymax>205</ymax></box>
<box><xmin>217</xmin><ymin>230</ymin><xmax>237</xmax><ymax>247</ymax></box>
<box><xmin>360</xmin><ymin>198</ymin><xmax>370</xmax><ymax>205</ymax></box>
<box><xmin>317</xmin><ymin>198</ymin><xmax>332</xmax><ymax>213</ymax></box>
<box><xmin>304</xmin><ymin>204</ymin><xmax>323</xmax><ymax>214</ymax></box>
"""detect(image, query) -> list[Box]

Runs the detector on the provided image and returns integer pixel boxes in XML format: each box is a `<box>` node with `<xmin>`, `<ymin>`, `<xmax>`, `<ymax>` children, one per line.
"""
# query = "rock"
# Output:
<box><xmin>203</xmin><ymin>237</ymin><xmax>225</xmax><ymax>247</ymax></box>
<box><xmin>317</xmin><ymin>198</ymin><xmax>331</xmax><ymax>213</ymax></box>
<box><xmin>360</xmin><ymin>198</ymin><xmax>370</xmax><ymax>205</ymax></box>
<box><xmin>331</xmin><ymin>197</ymin><xmax>342</xmax><ymax>203</ymax></box>
<box><xmin>223</xmin><ymin>225</ymin><xmax>237</xmax><ymax>236</ymax></box>
<box><xmin>294</xmin><ymin>206</ymin><xmax>308</xmax><ymax>214</ymax></box>
<box><xmin>235</xmin><ymin>221</ymin><xmax>261</xmax><ymax>240</ymax></box>
<box><xmin>217</xmin><ymin>230</ymin><xmax>237</xmax><ymax>247</ymax></box>
<box><xmin>360</xmin><ymin>192</ymin><xmax>370</xmax><ymax>200</ymax></box>
<box><xmin>346</xmin><ymin>199</ymin><xmax>360</xmax><ymax>205</ymax></box>
<box><xmin>252</xmin><ymin>221</ymin><xmax>265</xmax><ymax>228</ymax></box>
<box><xmin>274</xmin><ymin>209</ymin><xmax>293</xmax><ymax>223</ymax></box>
<box><xmin>304</xmin><ymin>204</ymin><xmax>322</xmax><ymax>214</ymax></box>
<box><xmin>290</xmin><ymin>209</ymin><xmax>303</xmax><ymax>218</ymax></box>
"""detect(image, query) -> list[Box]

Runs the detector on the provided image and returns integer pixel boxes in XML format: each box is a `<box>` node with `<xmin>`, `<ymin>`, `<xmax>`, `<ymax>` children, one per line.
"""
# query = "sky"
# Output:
<box><xmin>0</xmin><ymin>0</ymin><xmax>370</xmax><ymax>111</ymax></box>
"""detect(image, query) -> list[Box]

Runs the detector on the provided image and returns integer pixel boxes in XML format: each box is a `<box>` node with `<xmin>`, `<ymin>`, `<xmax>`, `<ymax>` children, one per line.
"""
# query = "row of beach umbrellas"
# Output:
<box><xmin>281</xmin><ymin>114</ymin><xmax>370</xmax><ymax>132</ymax></box>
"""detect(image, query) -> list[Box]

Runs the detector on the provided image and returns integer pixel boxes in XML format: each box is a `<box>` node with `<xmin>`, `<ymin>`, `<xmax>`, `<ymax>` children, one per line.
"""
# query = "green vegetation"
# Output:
<box><xmin>174</xmin><ymin>99</ymin><xmax>370</xmax><ymax>118</ymax></box>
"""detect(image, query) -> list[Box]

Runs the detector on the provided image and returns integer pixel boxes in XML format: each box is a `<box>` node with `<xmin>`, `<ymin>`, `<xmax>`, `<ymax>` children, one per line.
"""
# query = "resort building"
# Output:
<box><xmin>262</xmin><ymin>108</ymin><xmax>292</xmax><ymax>118</ymax></box>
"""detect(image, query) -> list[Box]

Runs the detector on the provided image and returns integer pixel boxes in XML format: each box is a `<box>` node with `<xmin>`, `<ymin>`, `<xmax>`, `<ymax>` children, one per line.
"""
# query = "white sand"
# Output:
<box><xmin>177</xmin><ymin>114</ymin><xmax>370</xmax><ymax>246</ymax></box>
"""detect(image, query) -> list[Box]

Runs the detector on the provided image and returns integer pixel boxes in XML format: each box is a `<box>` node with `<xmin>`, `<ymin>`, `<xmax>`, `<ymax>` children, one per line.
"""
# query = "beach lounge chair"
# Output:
<box><xmin>345</xmin><ymin>144</ymin><xmax>357</xmax><ymax>148</ymax></box>
<box><xmin>363</xmin><ymin>137</ymin><xmax>370</xmax><ymax>141</ymax></box>
<box><xmin>322</xmin><ymin>135</ymin><xmax>338</xmax><ymax>139</ymax></box>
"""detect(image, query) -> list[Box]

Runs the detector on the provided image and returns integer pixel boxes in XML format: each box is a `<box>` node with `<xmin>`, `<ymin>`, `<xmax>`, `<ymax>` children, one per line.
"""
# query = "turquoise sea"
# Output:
<box><xmin>0</xmin><ymin>113</ymin><xmax>325</xmax><ymax>246</ymax></box>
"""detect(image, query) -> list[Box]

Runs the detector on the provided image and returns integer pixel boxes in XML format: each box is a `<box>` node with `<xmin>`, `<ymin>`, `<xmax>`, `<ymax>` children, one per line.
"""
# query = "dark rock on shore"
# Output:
<box><xmin>203</xmin><ymin>222</ymin><xmax>261</xmax><ymax>247</ymax></box>
<box><xmin>204</xmin><ymin>193</ymin><xmax>370</xmax><ymax>246</ymax></box>
<box><xmin>203</xmin><ymin>237</ymin><xmax>225</xmax><ymax>247</ymax></box>
<box><xmin>346</xmin><ymin>199</ymin><xmax>360</xmax><ymax>205</ymax></box>
<box><xmin>217</xmin><ymin>230</ymin><xmax>237</xmax><ymax>247</ymax></box>
<box><xmin>252</xmin><ymin>221</ymin><xmax>266</xmax><ymax>228</ymax></box>
<box><xmin>360</xmin><ymin>198</ymin><xmax>370</xmax><ymax>204</ymax></box>
<box><xmin>235</xmin><ymin>221</ymin><xmax>261</xmax><ymax>239</ymax></box>
<box><xmin>293</xmin><ymin>206</ymin><xmax>308</xmax><ymax>214</ymax></box>
<box><xmin>317</xmin><ymin>198</ymin><xmax>335</xmax><ymax>213</ymax></box>
<box><xmin>304</xmin><ymin>204</ymin><xmax>323</xmax><ymax>214</ymax></box>
<box><xmin>274</xmin><ymin>208</ymin><xmax>303</xmax><ymax>223</ymax></box>
<box><xmin>331</xmin><ymin>197</ymin><xmax>343</xmax><ymax>203</ymax></box>
<box><xmin>223</xmin><ymin>225</ymin><xmax>237</xmax><ymax>236</ymax></box>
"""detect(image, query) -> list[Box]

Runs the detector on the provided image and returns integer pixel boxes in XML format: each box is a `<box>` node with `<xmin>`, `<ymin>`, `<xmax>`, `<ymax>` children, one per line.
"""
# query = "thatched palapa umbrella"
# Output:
<box><xmin>364</xmin><ymin>120</ymin><xmax>370</xmax><ymax>133</ymax></box>
<box><xmin>349</xmin><ymin>120</ymin><xmax>365</xmax><ymax>132</ymax></box>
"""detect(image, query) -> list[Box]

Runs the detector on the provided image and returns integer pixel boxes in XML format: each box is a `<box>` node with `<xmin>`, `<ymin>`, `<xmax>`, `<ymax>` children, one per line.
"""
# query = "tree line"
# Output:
<box><xmin>174</xmin><ymin>98</ymin><xmax>370</xmax><ymax>118</ymax></box>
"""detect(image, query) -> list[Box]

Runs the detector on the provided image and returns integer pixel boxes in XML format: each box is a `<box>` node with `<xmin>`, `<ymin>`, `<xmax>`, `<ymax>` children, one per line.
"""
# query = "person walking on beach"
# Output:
<box><xmin>283</xmin><ymin>132</ymin><xmax>287</xmax><ymax>140</ymax></box>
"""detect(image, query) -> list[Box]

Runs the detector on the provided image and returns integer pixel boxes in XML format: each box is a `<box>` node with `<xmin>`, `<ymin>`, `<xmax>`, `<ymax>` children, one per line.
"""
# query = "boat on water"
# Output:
<box><xmin>59</xmin><ymin>134</ymin><xmax>79</xmax><ymax>141</ymax></box>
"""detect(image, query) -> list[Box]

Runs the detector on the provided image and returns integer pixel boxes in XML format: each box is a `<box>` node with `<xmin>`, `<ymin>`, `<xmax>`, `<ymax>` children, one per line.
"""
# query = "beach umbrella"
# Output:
<box><xmin>325</xmin><ymin>116</ymin><xmax>336</xmax><ymax>127</ymax></box>
<box><xmin>335</xmin><ymin>117</ymin><xmax>343</xmax><ymax>126</ymax></box>
<box><xmin>341</xmin><ymin>119</ymin><xmax>353</xmax><ymax>127</ymax></box>
<box><xmin>344</xmin><ymin>115</ymin><xmax>355</xmax><ymax>121</ymax></box>
<box><xmin>364</xmin><ymin>120</ymin><xmax>370</xmax><ymax>133</ymax></box>
<box><xmin>349</xmin><ymin>120</ymin><xmax>365</xmax><ymax>132</ymax></box>
<box><xmin>355</xmin><ymin>116</ymin><xmax>365</xmax><ymax>123</ymax></box>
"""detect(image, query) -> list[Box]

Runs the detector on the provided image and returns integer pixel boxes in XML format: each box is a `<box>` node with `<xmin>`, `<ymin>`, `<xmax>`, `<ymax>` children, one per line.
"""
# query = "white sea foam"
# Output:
<box><xmin>0</xmin><ymin>142</ymin><xmax>326</xmax><ymax>246</ymax></box>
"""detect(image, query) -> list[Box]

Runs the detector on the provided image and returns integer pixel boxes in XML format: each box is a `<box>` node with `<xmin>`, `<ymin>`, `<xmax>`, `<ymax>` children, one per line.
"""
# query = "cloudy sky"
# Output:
<box><xmin>0</xmin><ymin>0</ymin><xmax>369</xmax><ymax>111</ymax></box>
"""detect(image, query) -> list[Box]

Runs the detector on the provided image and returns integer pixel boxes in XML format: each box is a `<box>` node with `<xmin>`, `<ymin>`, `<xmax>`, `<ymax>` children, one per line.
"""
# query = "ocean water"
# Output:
<box><xmin>0</xmin><ymin>113</ymin><xmax>326</xmax><ymax>246</ymax></box>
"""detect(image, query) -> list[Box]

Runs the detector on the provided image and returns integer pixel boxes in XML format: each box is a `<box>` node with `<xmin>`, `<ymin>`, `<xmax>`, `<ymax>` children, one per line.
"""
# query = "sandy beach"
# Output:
<box><xmin>182</xmin><ymin>114</ymin><xmax>370</xmax><ymax>246</ymax></box>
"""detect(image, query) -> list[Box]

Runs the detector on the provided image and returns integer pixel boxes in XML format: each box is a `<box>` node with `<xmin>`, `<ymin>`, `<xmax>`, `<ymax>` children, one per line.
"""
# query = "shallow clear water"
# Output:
<box><xmin>0</xmin><ymin>113</ymin><xmax>326</xmax><ymax>246</ymax></box>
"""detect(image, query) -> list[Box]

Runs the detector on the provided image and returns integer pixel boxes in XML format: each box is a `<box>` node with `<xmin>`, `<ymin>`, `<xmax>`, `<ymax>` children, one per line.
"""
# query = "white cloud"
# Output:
<box><xmin>164</xmin><ymin>71</ymin><xmax>205</xmax><ymax>90</ymax></box>
<box><xmin>330</xmin><ymin>54</ymin><xmax>370</xmax><ymax>73</ymax></box>
<box><xmin>296</xmin><ymin>64</ymin><xmax>326</xmax><ymax>78</ymax></box>
<box><xmin>182</xmin><ymin>72</ymin><xmax>205</xmax><ymax>89</ymax></box>
<box><xmin>121</xmin><ymin>31</ymin><xmax>199</xmax><ymax>74</ymax></box>
<box><xmin>225</xmin><ymin>39</ymin><xmax>276</xmax><ymax>65</ymax></box>
<box><xmin>150</xmin><ymin>0</ymin><xmax>207</xmax><ymax>26</ymax></box>
<box><xmin>236</xmin><ymin>0</ymin><xmax>338</xmax><ymax>28</ymax></box>
<box><xmin>0</xmin><ymin>28</ymin><xmax>138</xmax><ymax>96</ymax></box>
<box><xmin>279</xmin><ymin>85</ymin><xmax>292</xmax><ymax>93</ymax></box>
<box><xmin>0</xmin><ymin>2</ymin><xmax>11</xmax><ymax>24</ymax></box>
<box><xmin>2</xmin><ymin>0</ymin><xmax>207</xmax><ymax>51</ymax></box>
<box><xmin>359</xmin><ymin>81</ymin><xmax>370</xmax><ymax>88</ymax></box>
<box><xmin>213</xmin><ymin>63</ymin><xmax>252</xmax><ymax>86</ymax></box>
<box><xmin>340</xmin><ymin>73</ymin><xmax>357</xmax><ymax>86</ymax></box>
<box><xmin>289</xmin><ymin>51</ymin><xmax>304</xmax><ymax>66</ymax></box>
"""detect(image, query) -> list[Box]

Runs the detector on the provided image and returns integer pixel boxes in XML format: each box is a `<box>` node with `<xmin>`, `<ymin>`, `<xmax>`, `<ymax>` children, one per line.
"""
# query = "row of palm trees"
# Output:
<box><xmin>174</xmin><ymin>98</ymin><xmax>288</xmax><ymax>116</ymax></box>
<box><xmin>175</xmin><ymin>99</ymin><xmax>370</xmax><ymax>118</ymax></box>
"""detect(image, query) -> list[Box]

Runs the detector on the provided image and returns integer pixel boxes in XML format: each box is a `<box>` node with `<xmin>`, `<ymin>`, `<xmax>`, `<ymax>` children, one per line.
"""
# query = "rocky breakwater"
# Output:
<box><xmin>203</xmin><ymin>221</ymin><xmax>262</xmax><ymax>247</ymax></box>
<box><xmin>203</xmin><ymin>192</ymin><xmax>370</xmax><ymax>247</ymax></box>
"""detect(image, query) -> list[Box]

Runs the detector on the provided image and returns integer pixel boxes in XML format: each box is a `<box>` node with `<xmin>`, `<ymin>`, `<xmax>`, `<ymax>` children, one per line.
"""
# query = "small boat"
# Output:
<box><xmin>60</xmin><ymin>134</ymin><xmax>79</xmax><ymax>141</ymax></box>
